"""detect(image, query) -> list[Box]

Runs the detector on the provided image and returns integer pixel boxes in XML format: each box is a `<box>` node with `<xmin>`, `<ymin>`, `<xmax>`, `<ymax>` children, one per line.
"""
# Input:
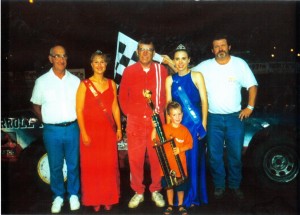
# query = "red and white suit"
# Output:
<box><xmin>119</xmin><ymin>62</ymin><xmax>167</xmax><ymax>194</ymax></box>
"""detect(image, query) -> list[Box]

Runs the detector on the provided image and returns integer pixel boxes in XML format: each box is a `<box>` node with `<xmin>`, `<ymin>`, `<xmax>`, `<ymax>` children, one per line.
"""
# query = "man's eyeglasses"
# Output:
<box><xmin>138</xmin><ymin>48</ymin><xmax>154</xmax><ymax>52</ymax></box>
<box><xmin>50</xmin><ymin>54</ymin><xmax>68</xmax><ymax>60</ymax></box>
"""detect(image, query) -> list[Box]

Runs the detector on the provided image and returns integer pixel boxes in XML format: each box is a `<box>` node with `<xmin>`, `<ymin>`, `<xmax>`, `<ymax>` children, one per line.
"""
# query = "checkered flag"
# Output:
<box><xmin>114</xmin><ymin>32</ymin><xmax>163</xmax><ymax>85</ymax></box>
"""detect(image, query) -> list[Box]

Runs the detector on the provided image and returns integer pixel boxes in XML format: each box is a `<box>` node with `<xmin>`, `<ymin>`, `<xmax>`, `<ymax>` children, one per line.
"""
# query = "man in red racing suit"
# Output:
<box><xmin>119</xmin><ymin>37</ymin><xmax>168</xmax><ymax>209</ymax></box>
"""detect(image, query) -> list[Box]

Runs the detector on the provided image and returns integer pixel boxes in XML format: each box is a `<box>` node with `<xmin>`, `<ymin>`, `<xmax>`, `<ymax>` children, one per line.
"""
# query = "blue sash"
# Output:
<box><xmin>172</xmin><ymin>74</ymin><xmax>206</xmax><ymax>139</ymax></box>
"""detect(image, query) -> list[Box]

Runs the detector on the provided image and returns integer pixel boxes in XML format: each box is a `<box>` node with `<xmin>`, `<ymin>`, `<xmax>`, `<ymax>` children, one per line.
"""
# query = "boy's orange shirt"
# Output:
<box><xmin>155</xmin><ymin>123</ymin><xmax>193</xmax><ymax>177</ymax></box>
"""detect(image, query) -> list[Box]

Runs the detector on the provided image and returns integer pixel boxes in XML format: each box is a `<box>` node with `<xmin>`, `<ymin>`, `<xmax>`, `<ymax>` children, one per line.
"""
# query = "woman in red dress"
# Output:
<box><xmin>76</xmin><ymin>50</ymin><xmax>122</xmax><ymax>212</ymax></box>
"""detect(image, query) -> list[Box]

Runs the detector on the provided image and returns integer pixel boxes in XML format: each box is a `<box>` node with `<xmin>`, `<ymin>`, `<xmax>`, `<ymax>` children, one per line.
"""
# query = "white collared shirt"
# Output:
<box><xmin>30</xmin><ymin>68</ymin><xmax>80</xmax><ymax>123</ymax></box>
<box><xmin>192</xmin><ymin>56</ymin><xmax>258</xmax><ymax>114</ymax></box>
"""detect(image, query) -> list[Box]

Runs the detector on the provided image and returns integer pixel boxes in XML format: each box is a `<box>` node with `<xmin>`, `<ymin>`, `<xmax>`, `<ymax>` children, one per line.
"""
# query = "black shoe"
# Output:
<box><xmin>214</xmin><ymin>188</ymin><xmax>225</xmax><ymax>199</ymax></box>
<box><xmin>230</xmin><ymin>188</ymin><xmax>244</xmax><ymax>200</ymax></box>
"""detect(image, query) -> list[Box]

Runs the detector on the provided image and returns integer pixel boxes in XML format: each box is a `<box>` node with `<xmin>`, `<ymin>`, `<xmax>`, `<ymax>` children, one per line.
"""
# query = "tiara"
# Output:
<box><xmin>95</xmin><ymin>50</ymin><xmax>102</xmax><ymax>54</ymax></box>
<box><xmin>176</xmin><ymin>44</ymin><xmax>186</xmax><ymax>50</ymax></box>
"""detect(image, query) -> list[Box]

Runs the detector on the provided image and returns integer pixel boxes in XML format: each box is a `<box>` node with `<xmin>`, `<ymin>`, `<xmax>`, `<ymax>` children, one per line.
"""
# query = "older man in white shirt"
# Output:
<box><xmin>31</xmin><ymin>45</ymin><xmax>80</xmax><ymax>213</ymax></box>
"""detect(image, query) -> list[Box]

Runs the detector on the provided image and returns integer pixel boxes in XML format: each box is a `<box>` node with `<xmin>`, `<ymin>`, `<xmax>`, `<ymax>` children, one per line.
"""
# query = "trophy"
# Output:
<box><xmin>143</xmin><ymin>89</ymin><xmax>187</xmax><ymax>188</ymax></box>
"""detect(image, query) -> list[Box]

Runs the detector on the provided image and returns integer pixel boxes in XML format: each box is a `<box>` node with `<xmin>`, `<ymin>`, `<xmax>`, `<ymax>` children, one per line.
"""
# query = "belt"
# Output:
<box><xmin>44</xmin><ymin>120</ymin><xmax>77</xmax><ymax>127</ymax></box>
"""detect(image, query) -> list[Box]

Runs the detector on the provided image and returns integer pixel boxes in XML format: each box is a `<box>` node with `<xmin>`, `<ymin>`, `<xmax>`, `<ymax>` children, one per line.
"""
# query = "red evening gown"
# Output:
<box><xmin>80</xmin><ymin>79</ymin><xmax>120</xmax><ymax>206</ymax></box>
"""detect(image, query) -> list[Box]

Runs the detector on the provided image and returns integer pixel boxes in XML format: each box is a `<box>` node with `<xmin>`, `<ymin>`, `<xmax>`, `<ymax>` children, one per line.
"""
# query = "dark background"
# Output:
<box><xmin>1</xmin><ymin>1</ymin><xmax>299</xmax><ymax>214</ymax></box>
<box><xmin>1</xmin><ymin>0</ymin><xmax>299</xmax><ymax>113</ymax></box>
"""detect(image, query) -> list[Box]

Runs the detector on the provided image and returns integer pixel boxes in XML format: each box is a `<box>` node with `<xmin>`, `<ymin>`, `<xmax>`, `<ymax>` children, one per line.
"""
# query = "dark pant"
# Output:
<box><xmin>207</xmin><ymin>112</ymin><xmax>245</xmax><ymax>189</ymax></box>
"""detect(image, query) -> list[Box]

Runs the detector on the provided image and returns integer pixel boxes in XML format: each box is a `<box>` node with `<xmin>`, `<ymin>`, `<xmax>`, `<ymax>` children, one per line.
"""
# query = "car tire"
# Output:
<box><xmin>17</xmin><ymin>141</ymin><xmax>50</xmax><ymax>191</ymax></box>
<box><xmin>251</xmin><ymin>136</ymin><xmax>299</xmax><ymax>190</ymax></box>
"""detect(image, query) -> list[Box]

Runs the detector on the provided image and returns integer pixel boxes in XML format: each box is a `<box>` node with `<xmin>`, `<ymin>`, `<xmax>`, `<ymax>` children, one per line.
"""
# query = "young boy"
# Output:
<box><xmin>151</xmin><ymin>101</ymin><xmax>193</xmax><ymax>215</ymax></box>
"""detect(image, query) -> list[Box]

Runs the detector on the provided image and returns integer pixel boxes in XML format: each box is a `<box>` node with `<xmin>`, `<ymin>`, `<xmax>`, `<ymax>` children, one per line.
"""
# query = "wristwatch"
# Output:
<box><xmin>247</xmin><ymin>105</ymin><xmax>254</xmax><ymax>110</ymax></box>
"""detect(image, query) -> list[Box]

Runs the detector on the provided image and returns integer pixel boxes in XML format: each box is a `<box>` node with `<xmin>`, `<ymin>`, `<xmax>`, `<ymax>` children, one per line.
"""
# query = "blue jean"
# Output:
<box><xmin>207</xmin><ymin>112</ymin><xmax>244</xmax><ymax>189</ymax></box>
<box><xmin>43</xmin><ymin>122</ymin><xmax>80</xmax><ymax>199</ymax></box>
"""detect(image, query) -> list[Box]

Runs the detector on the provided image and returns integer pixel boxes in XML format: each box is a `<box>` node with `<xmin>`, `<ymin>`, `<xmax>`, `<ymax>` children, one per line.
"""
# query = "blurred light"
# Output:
<box><xmin>297</xmin><ymin>53</ymin><xmax>300</xmax><ymax>57</ymax></box>
<box><xmin>271</xmin><ymin>54</ymin><xmax>275</xmax><ymax>58</ymax></box>
<box><xmin>261</xmin><ymin>121</ymin><xmax>270</xmax><ymax>128</ymax></box>
<box><xmin>29</xmin><ymin>0</ymin><xmax>34</xmax><ymax>3</ymax></box>
<box><xmin>273</xmin><ymin>46</ymin><xmax>276</xmax><ymax>50</ymax></box>
<box><xmin>290</xmin><ymin>48</ymin><xmax>294</xmax><ymax>52</ymax></box>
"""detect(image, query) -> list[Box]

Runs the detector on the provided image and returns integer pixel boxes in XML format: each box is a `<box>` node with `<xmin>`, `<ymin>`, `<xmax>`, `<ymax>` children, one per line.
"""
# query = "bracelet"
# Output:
<box><xmin>247</xmin><ymin>105</ymin><xmax>254</xmax><ymax>110</ymax></box>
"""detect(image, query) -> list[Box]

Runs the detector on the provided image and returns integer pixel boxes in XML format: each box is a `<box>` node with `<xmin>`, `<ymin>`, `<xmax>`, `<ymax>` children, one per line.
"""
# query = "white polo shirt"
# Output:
<box><xmin>30</xmin><ymin>68</ymin><xmax>80</xmax><ymax>124</ymax></box>
<box><xmin>192</xmin><ymin>56</ymin><xmax>258</xmax><ymax>114</ymax></box>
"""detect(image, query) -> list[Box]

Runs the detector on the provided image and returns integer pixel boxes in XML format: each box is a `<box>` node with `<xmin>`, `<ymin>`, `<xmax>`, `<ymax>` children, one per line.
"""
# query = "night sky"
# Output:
<box><xmin>2</xmin><ymin>1</ymin><xmax>299</xmax><ymax>71</ymax></box>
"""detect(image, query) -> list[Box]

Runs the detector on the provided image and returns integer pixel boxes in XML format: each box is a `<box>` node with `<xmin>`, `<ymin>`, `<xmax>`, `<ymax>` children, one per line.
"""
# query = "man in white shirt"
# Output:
<box><xmin>31</xmin><ymin>45</ymin><xmax>80</xmax><ymax>213</ymax></box>
<box><xmin>192</xmin><ymin>35</ymin><xmax>258</xmax><ymax>200</ymax></box>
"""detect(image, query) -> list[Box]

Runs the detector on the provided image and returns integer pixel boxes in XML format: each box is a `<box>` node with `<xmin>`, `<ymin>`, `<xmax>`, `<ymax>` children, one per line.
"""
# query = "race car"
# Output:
<box><xmin>1</xmin><ymin>104</ymin><xmax>299</xmax><ymax>190</ymax></box>
<box><xmin>1</xmin><ymin>109</ymin><xmax>128</xmax><ymax>185</ymax></box>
